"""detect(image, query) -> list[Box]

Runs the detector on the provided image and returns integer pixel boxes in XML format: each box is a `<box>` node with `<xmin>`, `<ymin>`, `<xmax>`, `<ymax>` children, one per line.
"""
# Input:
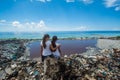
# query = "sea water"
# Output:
<box><xmin>0</xmin><ymin>31</ymin><xmax>120</xmax><ymax>39</ymax></box>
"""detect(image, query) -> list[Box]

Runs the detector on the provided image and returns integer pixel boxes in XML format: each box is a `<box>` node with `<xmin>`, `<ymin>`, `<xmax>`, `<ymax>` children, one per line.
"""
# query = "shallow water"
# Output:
<box><xmin>29</xmin><ymin>39</ymin><xmax>97</xmax><ymax>58</ymax></box>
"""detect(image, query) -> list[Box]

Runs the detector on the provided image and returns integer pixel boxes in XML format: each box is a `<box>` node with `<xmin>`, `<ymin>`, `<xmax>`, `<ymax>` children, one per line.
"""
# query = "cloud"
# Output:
<box><xmin>66</xmin><ymin>0</ymin><xmax>94</xmax><ymax>4</ymax></box>
<box><xmin>36</xmin><ymin>0</ymin><xmax>51</xmax><ymax>2</ymax></box>
<box><xmin>66</xmin><ymin>0</ymin><xmax>75</xmax><ymax>3</ymax></box>
<box><xmin>37</xmin><ymin>20</ymin><xmax>46</xmax><ymax>28</ymax></box>
<box><xmin>81</xmin><ymin>0</ymin><xmax>94</xmax><ymax>4</ymax></box>
<box><xmin>104</xmin><ymin>0</ymin><xmax>120</xmax><ymax>11</ymax></box>
<box><xmin>74</xmin><ymin>26</ymin><xmax>88</xmax><ymax>31</ymax></box>
<box><xmin>0</xmin><ymin>20</ymin><xmax>6</xmax><ymax>23</ymax></box>
<box><xmin>12</xmin><ymin>20</ymin><xmax>47</xmax><ymax>32</ymax></box>
<box><xmin>104</xmin><ymin>0</ymin><xmax>117</xmax><ymax>7</ymax></box>
<box><xmin>115</xmin><ymin>6</ymin><xmax>120</xmax><ymax>11</ymax></box>
<box><xmin>12</xmin><ymin>21</ymin><xmax>21</xmax><ymax>28</ymax></box>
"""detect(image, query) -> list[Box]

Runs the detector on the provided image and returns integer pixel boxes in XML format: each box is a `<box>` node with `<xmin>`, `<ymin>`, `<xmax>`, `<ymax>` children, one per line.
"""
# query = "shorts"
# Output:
<box><xmin>42</xmin><ymin>54</ymin><xmax>54</xmax><ymax>62</ymax></box>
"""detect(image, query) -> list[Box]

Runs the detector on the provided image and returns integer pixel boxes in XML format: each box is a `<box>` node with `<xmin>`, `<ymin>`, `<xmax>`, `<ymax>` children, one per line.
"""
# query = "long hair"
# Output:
<box><xmin>42</xmin><ymin>34</ymin><xmax>50</xmax><ymax>48</ymax></box>
<box><xmin>51</xmin><ymin>36</ymin><xmax>58</xmax><ymax>52</ymax></box>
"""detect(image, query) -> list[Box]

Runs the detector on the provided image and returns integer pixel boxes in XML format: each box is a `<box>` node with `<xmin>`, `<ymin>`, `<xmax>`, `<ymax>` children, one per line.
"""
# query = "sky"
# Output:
<box><xmin>0</xmin><ymin>0</ymin><xmax>120</xmax><ymax>32</ymax></box>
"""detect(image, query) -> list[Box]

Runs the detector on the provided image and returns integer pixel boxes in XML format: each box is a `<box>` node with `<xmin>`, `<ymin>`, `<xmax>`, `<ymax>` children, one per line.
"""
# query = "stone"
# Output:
<box><xmin>64</xmin><ymin>55</ymin><xmax>68</xmax><ymax>58</ymax></box>
<box><xmin>11</xmin><ymin>63</ymin><xmax>17</xmax><ymax>69</ymax></box>
<box><xmin>5</xmin><ymin>67</ymin><xmax>13</xmax><ymax>75</ymax></box>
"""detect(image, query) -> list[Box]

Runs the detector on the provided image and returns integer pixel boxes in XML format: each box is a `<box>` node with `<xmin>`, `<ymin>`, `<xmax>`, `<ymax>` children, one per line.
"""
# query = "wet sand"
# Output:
<box><xmin>29</xmin><ymin>39</ymin><xmax>97</xmax><ymax>58</ymax></box>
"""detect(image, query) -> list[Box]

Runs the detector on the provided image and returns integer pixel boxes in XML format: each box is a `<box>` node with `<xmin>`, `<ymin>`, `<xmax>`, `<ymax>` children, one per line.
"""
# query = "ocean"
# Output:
<box><xmin>0</xmin><ymin>31</ymin><xmax>120</xmax><ymax>39</ymax></box>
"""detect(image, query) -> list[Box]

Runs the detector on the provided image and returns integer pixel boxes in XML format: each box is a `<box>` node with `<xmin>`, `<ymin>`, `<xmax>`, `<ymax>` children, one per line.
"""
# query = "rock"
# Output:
<box><xmin>64</xmin><ymin>55</ymin><xmax>68</xmax><ymax>58</ymax></box>
<box><xmin>7</xmin><ymin>71</ymin><xmax>18</xmax><ymax>80</ymax></box>
<box><xmin>11</xmin><ymin>63</ymin><xmax>17</xmax><ymax>69</ymax></box>
<box><xmin>0</xmin><ymin>70</ymin><xmax>6</xmax><ymax>80</ymax></box>
<box><xmin>5</xmin><ymin>67</ymin><xmax>13</xmax><ymax>75</ymax></box>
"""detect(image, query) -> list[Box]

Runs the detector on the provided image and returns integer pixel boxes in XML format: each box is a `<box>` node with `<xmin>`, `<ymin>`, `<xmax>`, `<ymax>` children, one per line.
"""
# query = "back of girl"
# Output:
<box><xmin>40</xmin><ymin>34</ymin><xmax>52</xmax><ymax>62</ymax></box>
<box><xmin>50</xmin><ymin>36</ymin><xmax>62</xmax><ymax>59</ymax></box>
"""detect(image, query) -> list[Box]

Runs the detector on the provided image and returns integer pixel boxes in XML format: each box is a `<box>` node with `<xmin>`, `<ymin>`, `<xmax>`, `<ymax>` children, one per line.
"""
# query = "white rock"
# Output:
<box><xmin>64</xmin><ymin>55</ymin><xmax>68</xmax><ymax>58</ymax></box>
<box><xmin>5</xmin><ymin>67</ymin><xmax>12</xmax><ymax>74</ymax></box>
<box><xmin>11</xmin><ymin>63</ymin><xmax>17</xmax><ymax>69</ymax></box>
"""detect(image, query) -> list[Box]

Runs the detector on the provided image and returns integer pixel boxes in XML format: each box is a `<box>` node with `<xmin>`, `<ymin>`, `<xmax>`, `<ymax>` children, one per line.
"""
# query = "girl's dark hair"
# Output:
<box><xmin>42</xmin><ymin>34</ymin><xmax>50</xmax><ymax>48</ymax></box>
<box><xmin>51</xmin><ymin>36</ymin><xmax>58</xmax><ymax>52</ymax></box>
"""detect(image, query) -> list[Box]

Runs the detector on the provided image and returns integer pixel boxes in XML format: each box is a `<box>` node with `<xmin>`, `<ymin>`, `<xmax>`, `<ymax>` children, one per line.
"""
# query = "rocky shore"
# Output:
<box><xmin>0</xmin><ymin>39</ymin><xmax>120</xmax><ymax>80</ymax></box>
<box><xmin>0</xmin><ymin>39</ymin><xmax>30</xmax><ymax>79</ymax></box>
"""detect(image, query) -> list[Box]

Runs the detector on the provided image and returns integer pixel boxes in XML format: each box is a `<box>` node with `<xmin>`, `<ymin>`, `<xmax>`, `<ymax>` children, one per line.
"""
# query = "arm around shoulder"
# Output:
<box><xmin>50</xmin><ymin>44</ymin><xmax>59</xmax><ymax>51</ymax></box>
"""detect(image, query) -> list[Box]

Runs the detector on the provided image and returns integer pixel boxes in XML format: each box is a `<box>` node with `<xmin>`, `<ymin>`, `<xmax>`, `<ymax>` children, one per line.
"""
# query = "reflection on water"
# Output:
<box><xmin>29</xmin><ymin>39</ymin><xmax>97</xmax><ymax>58</ymax></box>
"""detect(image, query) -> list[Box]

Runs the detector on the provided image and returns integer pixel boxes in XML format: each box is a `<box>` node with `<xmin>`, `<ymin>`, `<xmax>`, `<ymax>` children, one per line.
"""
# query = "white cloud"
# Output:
<box><xmin>12</xmin><ymin>21</ymin><xmax>21</xmax><ymax>28</ymax></box>
<box><xmin>115</xmin><ymin>6</ymin><xmax>120</xmax><ymax>11</ymax></box>
<box><xmin>37</xmin><ymin>20</ymin><xmax>46</xmax><ymax>28</ymax></box>
<box><xmin>66</xmin><ymin>0</ymin><xmax>94</xmax><ymax>4</ymax></box>
<box><xmin>12</xmin><ymin>20</ymin><xmax>47</xmax><ymax>32</ymax></box>
<box><xmin>36</xmin><ymin>0</ymin><xmax>51</xmax><ymax>2</ymax></box>
<box><xmin>74</xmin><ymin>26</ymin><xmax>88</xmax><ymax>31</ymax></box>
<box><xmin>0</xmin><ymin>20</ymin><xmax>6</xmax><ymax>23</ymax></box>
<box><xmin>104</xmin><ymin>0</ymin><xmax>120</xmax><ymax>11</ymax></box>
<box><xmin>104</xmin><ymin>0</ymin><xmax>117</xmax><ymax>7</ymax></box>
<box><xmin>81</xmin><ymin>0</ymin><xmax>94</xmax><ymax>4</ymax></box>
<box><xmin>66</xmin><ymin>0</ymin><xmax>75</xmax><ymax>3</ymax></box>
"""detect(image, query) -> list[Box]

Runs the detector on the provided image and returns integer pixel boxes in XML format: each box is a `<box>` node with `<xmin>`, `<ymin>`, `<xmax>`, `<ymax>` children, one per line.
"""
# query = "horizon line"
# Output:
<box><xmin>0</xmin><ymin>30</ymin><xmax>120</xmax><ymax>33</ymax></box>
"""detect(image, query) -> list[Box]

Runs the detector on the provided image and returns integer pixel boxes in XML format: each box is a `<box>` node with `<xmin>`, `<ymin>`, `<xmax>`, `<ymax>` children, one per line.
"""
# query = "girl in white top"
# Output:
<box><xmin>40</xmin><ymin>34</ymin><xmax>60</xmax><ymax>62</ymax></box>
<box><xmin>50</xmin><ymin>36</ymin><xmax>62</xmax><ymax>59</ymax></box>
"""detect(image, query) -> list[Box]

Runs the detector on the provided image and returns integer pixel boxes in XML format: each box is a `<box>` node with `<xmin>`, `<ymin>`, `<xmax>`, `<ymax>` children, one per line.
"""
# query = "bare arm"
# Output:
<box><xmin>50</xmin><ymin>44</ymin><xmax>59</xmax><ymax>51</ymax></box>
<box><xmin>40</xmin><ymin>45</ymin><xmax>43</xmax><ymax>57</ymax></box>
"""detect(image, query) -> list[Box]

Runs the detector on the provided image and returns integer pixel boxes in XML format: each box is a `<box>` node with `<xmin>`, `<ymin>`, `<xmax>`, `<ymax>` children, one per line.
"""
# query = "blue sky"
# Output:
<box><xmin>0</xmin><ymin>0</ymin><xmax>120</xmax><ymax>32</ymax></box>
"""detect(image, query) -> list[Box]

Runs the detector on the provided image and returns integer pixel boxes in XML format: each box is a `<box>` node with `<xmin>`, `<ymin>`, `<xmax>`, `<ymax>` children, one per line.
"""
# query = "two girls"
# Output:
<box><xmin>40</xmin><ymin>34</ymin><xmax>62</xmax><ymax>62</ymax></box>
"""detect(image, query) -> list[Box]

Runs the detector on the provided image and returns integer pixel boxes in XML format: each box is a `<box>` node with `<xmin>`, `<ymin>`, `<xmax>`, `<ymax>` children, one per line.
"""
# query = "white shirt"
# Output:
<box><xmin>52</xmin><ymin>43</ymin><xmax>60</xmax><ymax>57</ymax></box>
<box><xmin>41</xmin><ymin>41</ymin><xmax>52</xmax><ymax>56</ymax></box>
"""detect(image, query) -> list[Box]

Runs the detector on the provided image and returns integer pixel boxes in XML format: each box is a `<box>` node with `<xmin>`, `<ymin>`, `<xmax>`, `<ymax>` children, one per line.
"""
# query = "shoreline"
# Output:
<box><xmin>0</xmin><ymin>35</ymin><xmax>120</xmax><ymax>40</ymax></box>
